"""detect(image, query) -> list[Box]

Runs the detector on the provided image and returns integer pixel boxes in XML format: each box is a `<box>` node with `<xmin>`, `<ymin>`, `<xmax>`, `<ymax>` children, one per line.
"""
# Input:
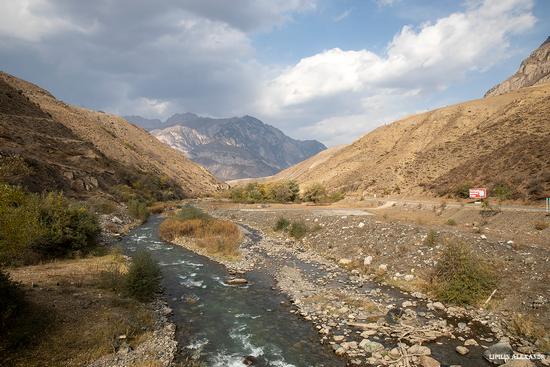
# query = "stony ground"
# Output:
<box><xmin>194</xmin><ymin>199</ymin><xmax>549</xmax><ymax>367</ymax></box>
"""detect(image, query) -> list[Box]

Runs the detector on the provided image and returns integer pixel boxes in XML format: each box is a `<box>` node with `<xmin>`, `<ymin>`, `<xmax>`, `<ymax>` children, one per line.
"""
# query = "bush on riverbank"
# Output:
<box><xmin>0</xmin><ymin>184</ymin><xmax>100</xmax><ymax>266</ymax></box>
<box><xmin>124</xmin><ymin>250</ymin><xmax>162</xmax><ymax>302</ymax></box>
<box><xmin>273</xmin><ymin>217</ymin><xmax>290</xmax><ymax>231</ymax></box>
<box><xmin>229</xmin><ymin>180</ymin><xmax>344</xmax><ymax>204</ymax></box>
<box><xmin>430</xmin><ymin>240</ymin><xmax>497</xmax><ymax>305</ymax></box>
<box><xmin>273</xmin><ymin>217</ymin><xmax>312</xmax><ymax>240</ymax></box>
<box><xmin>128</xmin><ymin>199</ymin><xmax>149</xmax><ymax>222</ymax></box>
<box><xmin>229</xmin><ymin>180</ymin><xmax>300</xmax><ymax>203</ymax></box>
<box><xmin>160</xmin><ymin>206</ymin><xmax>242</xmax><ymax>258</ymax></box>
<box><xmin>289</xmin><ymin>220</ymin><xmax>308</xmax><ymax>240</ymax></box>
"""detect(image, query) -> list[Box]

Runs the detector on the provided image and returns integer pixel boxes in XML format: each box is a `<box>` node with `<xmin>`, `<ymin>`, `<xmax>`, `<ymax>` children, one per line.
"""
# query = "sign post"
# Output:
<box><xmin>469</xmin><ymin>188</ymin><xmax>488</xmax><ymax>200</ymax></box>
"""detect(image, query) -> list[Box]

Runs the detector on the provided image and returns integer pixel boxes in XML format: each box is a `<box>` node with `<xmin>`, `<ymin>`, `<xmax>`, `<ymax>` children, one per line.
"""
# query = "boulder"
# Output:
<box><xmin>333</xmin><ymin>335</ymin><xmax>345</xmax><ymax>342</ymax></box>
<box><xmin>338</xmin><ymin>258</ymin><xmax>352</xmax><ymax>266</ymax></box>
<box><xmin>483</xmin><ymin>341</ymin><xmax>514</xmax><ymax>365</ymax></box>
<box><xmin>408</xmin><ymin>344</ymin><xmax>431</xmax><ymax>356</ymax></box>
<box><xmin>226</xmin><ymin>278</ymin><xmax>248</xmax><ymax>285</ymax></box>
<box><xmin>359</xmin><ymin>339</ymin><xmax>384</xmax><ymax>354</ymax></box>
<box><xmin>456</xmin><ymin>346</ymin><xmax>469</xmax><ymax>355</ymax></box>
<box><xmin>419</xmin><ymin>355</ymin><xmax>441</xmax><ymax>367</ymax></box>
<box><xmin>243</xmin><ymin>355</ymin><xmax>258</xmax><ymax>366</ymax></box>
<box><xmin>364</xmin><ymin>256</ymin><xmax>373</xmax><ymax>266</ymax></box>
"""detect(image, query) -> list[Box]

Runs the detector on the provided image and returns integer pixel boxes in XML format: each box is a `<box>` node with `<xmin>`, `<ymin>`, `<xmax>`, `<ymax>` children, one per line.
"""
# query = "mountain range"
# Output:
<box><xmin>124</xmin><ymin>113</ymin><xmax>326</xmax><ymax>181</ymax></box>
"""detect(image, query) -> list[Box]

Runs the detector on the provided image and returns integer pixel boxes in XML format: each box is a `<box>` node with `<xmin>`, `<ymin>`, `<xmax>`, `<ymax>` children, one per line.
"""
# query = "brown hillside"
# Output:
<box><xmin>227</xmin><ymin>145</ymin><xmax>344</xmax><ymax>186</ymax></box>
<box><xmin>277</xmin><ymin>83</ymin><xmax>550</xmax><ymax>200</ymax></box>
<box><xmin>0</xmin><ymin>72</ymin><xmax>224</xmax><ymax>198</ymax></box>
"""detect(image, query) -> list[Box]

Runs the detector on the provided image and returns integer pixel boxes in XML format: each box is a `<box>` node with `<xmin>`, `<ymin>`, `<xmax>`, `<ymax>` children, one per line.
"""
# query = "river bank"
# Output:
<box><xmin>188</xmin><ymin>200</ymin><xmax>549</xmax><ymax>367</ymax></box>
<box><xmin>121</xmin><ymin>214</ymin><xmax>345</xmax><ymax>367</ymax></box>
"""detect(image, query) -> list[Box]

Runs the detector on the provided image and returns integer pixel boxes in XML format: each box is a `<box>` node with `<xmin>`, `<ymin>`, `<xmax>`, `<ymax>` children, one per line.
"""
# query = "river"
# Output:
<box><xmin>120</xmin><ymin>215</ymin><xmax>346</xmax><ymax>367</ymax></box>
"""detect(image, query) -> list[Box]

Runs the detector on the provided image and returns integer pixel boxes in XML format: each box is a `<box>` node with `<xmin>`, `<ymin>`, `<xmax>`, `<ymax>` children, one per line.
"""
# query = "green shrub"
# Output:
<box><xmin>266</xmin><ymin>181</ymin><xmax>300</xmax><ymax>202</ymax></box>
<box><xmin>492</xmin><ymin>183</ymin><xmax>513</xmax><ymax>201</ymax></box>
<box><xmin>36</xmin><ymin>193</ymin><xmax>101</xmax><ymax>259</ymax></box>
<box><xmin>424</xmin><ymin>230</ymin><xmax>438</xmax><ymax>247</ymax></box>
<box><xmin>289</xmin><ymin>220</ymin><xmax>307</xmax><ymax>240</ymax></box>
<box><xmin>0</xmin><ymin>268</ymin><xmax>25</xmax><ymax>331</ymax></box>
<box><xmin>111</xmin><ymin>172</ymin><xmax>185</xmax><ymax>204</ymax></box>
<box><xmin>229</xmin><ymin>180</ymin><xmax>300</xmax><ymax>203</ymax></box>
<box><xmin>274</xmin><ymin>217</ymin><xmax>290</xmax><ymax>231</ymax></box>
<box><xmin>0</xmin><ymin>184</ymin><xmax>44</xmax><ymax>264</ymax></box>
<box><xmin>431</xmin><ymin>241</ymin><xmax>497</xmax><ymax>305</ymax></box>
<box><xmin>128</xmin><ymin>199</ymin><xmax>149</xmax><ymax>222</ymax></box>
<box><xmin>124</xmin><ymin>251</ymin><xmax>162</xmax><ymax>302</ymax></box>
<box><xmin>328</xmin><ymin>191</ymin><xmax>345</xmax><ymax>202</ymax></box>
<box><xmin>0</xmin><ymin>185</ymin><xmax>100</xmax><ymax>265</ymax></box>
<box><xmin>88</xmin><ymin>197</ymin><xmax>118</xmax><ymax>214</ymax></box>
<box><xmin>446</xmin><ymin>218</ymin><xmax>457</xmax><ymax>226</ymax></box>
<box><xmin>0</xmin><ymin>155</ymin><xmax>32</xmax><ymax>185</ymax></box>
<box><xmin>302</xmin><ymin>183</ymin><xmax>327</xmax><ymax>203</ymax></box>
<box><xmin>452</xmin><ymin>183</ymin><xmax>471</xmax><ymax>199</ymax></box>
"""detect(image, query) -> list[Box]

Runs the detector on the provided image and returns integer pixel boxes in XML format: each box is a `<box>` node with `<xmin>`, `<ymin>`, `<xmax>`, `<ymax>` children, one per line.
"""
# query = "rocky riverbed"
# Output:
<box><xmin>191</xmin><ymin>201</ymin><xmax>549</xmax><ymax>367</ymax></box>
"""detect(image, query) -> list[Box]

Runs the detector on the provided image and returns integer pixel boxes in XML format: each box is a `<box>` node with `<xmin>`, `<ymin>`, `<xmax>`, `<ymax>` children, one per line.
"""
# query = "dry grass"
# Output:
<box><xmin>160</xmin><ymin>217</ymin><xmax>242</xmax><ymax>258</ymax></box>
<box><xmin>511</xmin><ymin>313</ymin><xmax>550</xmax><ymax>351</ymax></box>
<box><xmin>534</xmin><ymin>220</ymin><xmax>549</xmax><ymax>231</ymax></box>
<box><xmin>3</xmin><ymin>255</ymin><xmax>155</xmax><ymax>367</ymax></box>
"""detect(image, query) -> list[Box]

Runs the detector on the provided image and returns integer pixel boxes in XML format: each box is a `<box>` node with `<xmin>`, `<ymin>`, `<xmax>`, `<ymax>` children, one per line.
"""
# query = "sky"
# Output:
<box><xmin>0</xmin><ymin>0</ymin><xmax>548</xmax><ymax>146</ymax></box>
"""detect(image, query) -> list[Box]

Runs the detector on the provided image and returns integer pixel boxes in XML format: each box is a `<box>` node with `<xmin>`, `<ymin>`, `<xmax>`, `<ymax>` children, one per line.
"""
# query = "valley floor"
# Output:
<box><xmin>192</xmin><ymin>199</ymin><xmax>549</xmax><ymax>366</ymax></box>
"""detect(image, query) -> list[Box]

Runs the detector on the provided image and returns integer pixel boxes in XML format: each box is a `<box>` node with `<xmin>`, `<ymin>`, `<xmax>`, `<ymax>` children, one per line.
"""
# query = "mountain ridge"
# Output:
<box><xmin>126</xmin><ymin>113</ymin><xmax>326</xmax><ymax>181</ymax></box>
<box><xmin>0</xmin><ymin>71</ymin><xmax>225</xmax><ymax>198</ymax></box>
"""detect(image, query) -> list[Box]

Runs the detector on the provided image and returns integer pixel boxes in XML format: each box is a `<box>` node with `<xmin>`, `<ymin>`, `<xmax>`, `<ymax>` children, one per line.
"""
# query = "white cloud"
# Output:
<box><xmin>259</xmin><ymin>0</ymin><xmax>536</xmax><ymax>144</ymax></box>
<box><xmin>333</xmin><ymin>9</ymin><xmax>352</xmax><ymax>22</ymax></box>
<box><xmin>375</xmin><ymin>0</ymin><xmax>400</xmax><ymax>8</ymax></box>
<box><xmin>0</xmin><ymin>0</ymin><xmax>91</xmax><ymax>42</ymax></box>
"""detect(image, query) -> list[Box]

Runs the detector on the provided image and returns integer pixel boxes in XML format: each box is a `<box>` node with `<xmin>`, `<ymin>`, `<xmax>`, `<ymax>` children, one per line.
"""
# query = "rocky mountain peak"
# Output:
<box><xmin>126</xmin><ymin>113</ymin><xmax>326</xmax><ymax>181</ymax></box>
<box><xmin>484</xmin><ymin>35</ymin><xmax>550</xmax><ymax>97</ymax></box>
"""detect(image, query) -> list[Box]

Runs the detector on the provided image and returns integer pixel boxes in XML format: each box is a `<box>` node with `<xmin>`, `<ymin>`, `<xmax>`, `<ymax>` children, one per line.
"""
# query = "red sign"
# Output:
<box><xmin>469</xmin><ymin>188</ymin><xmax>487</xmax><ymax>199</ymax></box>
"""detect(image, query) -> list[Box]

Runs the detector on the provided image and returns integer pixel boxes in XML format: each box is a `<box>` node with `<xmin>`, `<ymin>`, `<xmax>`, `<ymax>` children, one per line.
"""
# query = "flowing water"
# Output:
<box><xmin>120</xmin><ymin>215</ymin><xmax>345</xmax><ymax>367</ymax></box>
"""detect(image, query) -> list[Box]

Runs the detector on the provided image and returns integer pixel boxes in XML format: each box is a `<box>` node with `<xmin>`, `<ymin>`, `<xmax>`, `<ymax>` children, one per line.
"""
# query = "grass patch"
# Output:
<box><xmin>2</xmin><ymin>255</ymin><xmax>155</xmax><ymax>367</ymax></box>
<box><xmin>273</xmin><ymin>217</ymin><xmax>290</xmax><ymax>231</ymax></box>
<box><xmin>430</xmin><ymin>240</ymin><xmax>497</xmax><ymax>305</ymax></box>
<box><xmin>160</xmin><ymin>207</ymin><xmax>242</xmax><ymax>258</ymax></box>
<box><xmin>289</xmin><ymin>220</ymin><xmax>307</xmax><ymax>240</ymax></box>
<box><xmin>511</xmin><ymin>313</ymin><xmax>550</xmax><ymax>352</ymax></box>
<box><xmin>446</xmin><ymin>218</ymin><xmax>457</xmax><ymax>226</ymax></box>
<box><xmin>176</xmin><ymin>206</ymin><xmax>211</xmax><ymax>221</ymax></box>
<box><xmin>272</xmin><ymin>217</ymin><xmax>312</xmax><ymax>240</ymax></box>
<box><xmin>424</xmin><ymin>230</ymin><xmax>439</xmax><ymax>247</ymax></box>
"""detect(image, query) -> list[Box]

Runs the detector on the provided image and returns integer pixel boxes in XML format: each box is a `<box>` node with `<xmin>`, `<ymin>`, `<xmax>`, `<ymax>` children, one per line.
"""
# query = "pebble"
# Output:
<box><xmin>456</xmin><ymin>345</ymin><xmax>469</xmax><ymax>355</ymax></box>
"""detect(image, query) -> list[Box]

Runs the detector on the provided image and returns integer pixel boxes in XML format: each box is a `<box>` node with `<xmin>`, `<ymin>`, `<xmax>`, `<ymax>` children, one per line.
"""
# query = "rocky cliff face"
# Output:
<box><xmin>130</xmin><ymin>113</ymin><xmax>326</xmax><ymax>181</ymax></box>
<box><xmin>485</xmin><ymin>36</ymin><xmax>550</xmax><ymax>97</ymax></box>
